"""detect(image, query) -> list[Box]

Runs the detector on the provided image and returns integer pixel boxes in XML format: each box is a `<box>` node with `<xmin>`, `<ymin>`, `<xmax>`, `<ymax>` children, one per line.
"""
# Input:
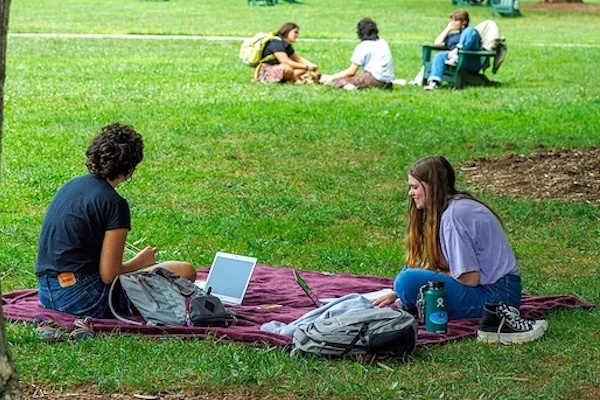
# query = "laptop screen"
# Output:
<box><xmin>293</xmin><ymin>269</ymin><xmax>324</xmax><ymax>308</ymax></box>
<box><xmin>205</xmin><ymin>252</ymin><xmax>257</xmax><ymax>305</ymax></box>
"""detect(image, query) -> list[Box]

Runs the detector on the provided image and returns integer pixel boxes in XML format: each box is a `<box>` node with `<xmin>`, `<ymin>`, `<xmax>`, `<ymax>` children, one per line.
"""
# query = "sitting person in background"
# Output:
<box><xmin>424</xmin><ymin>9</ymin><xmax>481</xmax><ymax>90</ymax></box>
<box><xmin>373</xmin><ymin>155</ymin><xmax>523</xmax><ymax>319</ymax></box>
<box><xmin>36</xmin><ymin>122</ymin><xmax>197</xmax><ymax>319</ymax></box>
<box><xmin>257</xmin><ymin>22</ymin><xmax>319</xmax><ymax>84</ymax></box>
<box><xmin>320</xmin><ymin>18</ymin><xmax>394</xmax><ymax>90</ymax></box>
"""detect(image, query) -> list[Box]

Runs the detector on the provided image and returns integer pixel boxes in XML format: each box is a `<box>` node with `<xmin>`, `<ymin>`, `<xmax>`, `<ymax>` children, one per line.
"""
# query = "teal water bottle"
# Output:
<box><xmin>424</xmin><ymin>281</ymin><xmax>448</xmax><ymax>334</ymax></box>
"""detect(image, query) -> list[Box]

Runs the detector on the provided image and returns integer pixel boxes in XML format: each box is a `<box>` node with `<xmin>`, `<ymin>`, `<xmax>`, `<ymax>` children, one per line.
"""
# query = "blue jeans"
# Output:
<box><xmin>38</xmin><ymin>273</ymin><xmax>130</xmax><ymax>318</ymax></box>
<box><xmin>429</xmin><ymin>27</ymin><xmax>482</xmax><ymax>83</ymax></box>
<box><xmin>393</xmin><ymin>267</ymin><xmax>522</xmax><ymax>319</ymax></box>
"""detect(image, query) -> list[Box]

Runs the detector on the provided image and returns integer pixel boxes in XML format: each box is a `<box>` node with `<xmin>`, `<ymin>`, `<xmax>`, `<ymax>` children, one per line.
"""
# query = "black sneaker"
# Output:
<box><xmin>477</xmin><ymin>302</ymin><xmax>548</xmax><ymax>345</ymax></box>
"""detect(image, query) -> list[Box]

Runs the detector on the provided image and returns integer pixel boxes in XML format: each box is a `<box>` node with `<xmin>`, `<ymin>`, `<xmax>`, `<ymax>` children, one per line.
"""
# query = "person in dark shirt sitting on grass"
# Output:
<box><xmin>36</xmin><ymin>122</ymin><xmax>197</xmax><ymax>319</ymax></box>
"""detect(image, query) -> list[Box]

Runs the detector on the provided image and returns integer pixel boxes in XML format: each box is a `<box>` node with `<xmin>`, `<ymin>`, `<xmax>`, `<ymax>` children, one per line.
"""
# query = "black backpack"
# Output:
<box><xmin>291</xmin><ymin>308</ymin><xmax>418</xmax><ymax>360</ymax></box>
<box><xmin>109</xmin><ymin>267</ymin><xmax>237</xmax><ymax>327</ymax></box>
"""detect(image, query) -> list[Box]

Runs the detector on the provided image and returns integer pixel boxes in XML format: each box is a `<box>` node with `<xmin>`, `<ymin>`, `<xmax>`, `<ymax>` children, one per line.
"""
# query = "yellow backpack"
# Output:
<box><xmin>239</xmin><ymin>32</ymin><xmax>280</xmax><ymax>67</ymax></box>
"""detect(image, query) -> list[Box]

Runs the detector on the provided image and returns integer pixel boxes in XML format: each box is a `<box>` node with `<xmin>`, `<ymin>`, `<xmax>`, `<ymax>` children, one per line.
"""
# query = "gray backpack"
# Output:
<box><xmin>291</xmin><ymin>308</ymin><xmax>418</xmax><ymax>359</ymax></box>
<box><xmin>109</xmin><ymin>267</ymin><xmax>236</xmax><ymax>327</ymax></box>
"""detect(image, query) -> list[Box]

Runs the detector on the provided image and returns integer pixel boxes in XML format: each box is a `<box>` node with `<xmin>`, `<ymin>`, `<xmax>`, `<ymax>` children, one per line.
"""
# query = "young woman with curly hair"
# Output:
<box><xmin>373</xmin><ymin>155</ymin><xmax>522</xmax><ymax>318</ymax></box>
<box><xmin>36</xmin><ymin>122</ymin><xmax>196</xmax><ymax>318</ymax></box>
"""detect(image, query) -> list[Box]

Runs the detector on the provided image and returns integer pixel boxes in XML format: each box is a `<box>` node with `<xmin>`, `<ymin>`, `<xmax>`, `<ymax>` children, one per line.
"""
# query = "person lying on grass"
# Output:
<box><xmin>320</xmin><ymin>17</ymin><xmax>394</xmax><ymax>90</ymax></box>
<box><xmin>373</xmin><ymin>155</ymin><xmax>522</xmax><ymax>318</ymax></box>
<box><xmin>36</xmin><ymin>122</ymin><xmax>197</xmax><ymax>318</ymax></box>
<box><xmin>256</xmin><ymin>22</ymin><xmax>319</xmax><ymax>84</ymax></box>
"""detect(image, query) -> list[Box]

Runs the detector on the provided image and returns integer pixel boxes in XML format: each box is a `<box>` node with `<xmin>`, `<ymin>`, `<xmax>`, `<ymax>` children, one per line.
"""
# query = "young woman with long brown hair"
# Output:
<box><xmin>256</xmin><ymin>22</ymin><xmax>318</xmax><ymax>84</ymax></box>
<box><xmin>373</xmin><ymin>155</ymin><xmax>522</xmax><ymax>318</ymax></box>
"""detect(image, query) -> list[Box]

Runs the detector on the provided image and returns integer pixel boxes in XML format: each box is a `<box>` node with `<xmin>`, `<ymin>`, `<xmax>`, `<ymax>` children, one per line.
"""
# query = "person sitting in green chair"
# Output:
<box><xmin>424</xmin><ymin>9</ymin><xmax>482</xmax><ymax>90</ymax></box>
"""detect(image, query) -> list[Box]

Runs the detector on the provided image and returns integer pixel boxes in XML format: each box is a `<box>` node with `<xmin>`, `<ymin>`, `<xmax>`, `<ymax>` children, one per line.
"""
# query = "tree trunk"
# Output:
<box><xmin>0</xmin><ymin>0</ymin><xmax>19</xmax><ymax>398</ymax></box>
<box><xmin>0</xmin><ymin>0</ymin><xmax>11</xmax><ymax>183</ymax></box>
<box><xmin>0</xmin><ymin>288</ymin><xmax>20</xmax><ymax>399</ymax></box>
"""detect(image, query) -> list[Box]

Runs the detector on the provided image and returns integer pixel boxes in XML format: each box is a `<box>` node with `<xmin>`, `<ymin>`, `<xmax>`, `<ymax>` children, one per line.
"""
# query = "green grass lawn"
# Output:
<box><xmin>1</xmin><ymin>0</ymin><xmax>599</xmax><ymax>399</ymax></box>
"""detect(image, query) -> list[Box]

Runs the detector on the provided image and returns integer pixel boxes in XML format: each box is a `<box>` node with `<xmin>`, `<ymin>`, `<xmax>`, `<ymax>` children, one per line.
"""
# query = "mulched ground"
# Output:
<box><xmin>21</xmin><ymin>383</ymin><xmax>304</xmax><ymax>400</ymax></box>
<box><xmin>461</xmin><ymin>148</ymin><xmax>600</xmax><ymax>204</ymax></box>
<box><xmin>520</xmin><ymin>2</ymin><xmax>600</xmax><ymax>12</ymax></box>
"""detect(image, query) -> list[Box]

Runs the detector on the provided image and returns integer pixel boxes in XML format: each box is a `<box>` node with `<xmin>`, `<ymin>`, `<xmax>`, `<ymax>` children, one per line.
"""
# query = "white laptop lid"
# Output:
<box><xmin>203</xmin><ymin>252</ymin><xmax>257</xmax><ymax>306</ymax></box>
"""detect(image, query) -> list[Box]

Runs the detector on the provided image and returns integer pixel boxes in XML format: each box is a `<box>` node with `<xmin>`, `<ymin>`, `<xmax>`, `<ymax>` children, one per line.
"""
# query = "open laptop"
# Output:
<box><xmin>293</xmin><ymin>269</ymin><xmax>325</xmax><ymax>307</ymax></box>
<box><xmin>293</xmin><ymin>269</ymin><xmax>394</xmax><ymax>308</ymax></box>
<box><xmin>196</xmin><ymin>252</ymin><xmax>257</xmax><ymax>306</ymax></box>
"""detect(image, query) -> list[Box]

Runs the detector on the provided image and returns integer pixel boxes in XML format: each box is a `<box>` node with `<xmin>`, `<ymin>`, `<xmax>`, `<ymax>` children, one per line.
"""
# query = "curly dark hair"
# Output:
<box><xmin>357</xmin><ymin>18</ymin><xmax>379</xmax><ymax>41</ymax></box>
<box><xmin>85</xmin><ymin>122</ymin><xmax>144</xmax><ymax>180</ymax></box>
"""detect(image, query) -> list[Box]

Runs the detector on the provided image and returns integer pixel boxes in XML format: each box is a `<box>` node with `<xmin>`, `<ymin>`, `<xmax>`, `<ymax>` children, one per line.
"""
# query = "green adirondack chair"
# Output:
<box><xmin>421</xmin><ymin>20</ymin><xmax>507</xmax><ymax>90</ymax></box>
<box><xmin>491</xmin><ymin>0</ymin><xmax>521</xmax><ymax>17</ymax></box>
<box><xmin>451</xmin><ymin>0</ymin><xmax>490</xmax><ymax>6</ymax></box>
<box><xmin>248</xmin><ymin>0</ymin><xmax>278</xmax><ymax>6</ymax></box>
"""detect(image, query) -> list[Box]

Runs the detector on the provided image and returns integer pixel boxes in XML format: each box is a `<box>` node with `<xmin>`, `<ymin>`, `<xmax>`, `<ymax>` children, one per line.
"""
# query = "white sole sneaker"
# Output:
<box><xmin>477</xmin><ymin>319</ymin><xmax>548</xmax><ymax>345</ymax></box>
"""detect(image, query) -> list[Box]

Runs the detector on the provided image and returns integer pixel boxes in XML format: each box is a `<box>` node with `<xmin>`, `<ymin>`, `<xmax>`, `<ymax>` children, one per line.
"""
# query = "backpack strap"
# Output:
<box><xmin>253</xmin><ymin>36</ymin><xmax>281</xmax><ymax>81</ymax></box>
<box><xmin>340</xmin><ymin>322</ymin><xmax>370</xmax><ymax>357</ymax></box>
<box><xmin>253</xmin><ymin>63</ymin><xmax>263</xmax><ymax>81</ymax></box>
<box><xmin>108</xmin><ymin>275</ymin><xmax>144</xmax><ymax>326</ymax></box>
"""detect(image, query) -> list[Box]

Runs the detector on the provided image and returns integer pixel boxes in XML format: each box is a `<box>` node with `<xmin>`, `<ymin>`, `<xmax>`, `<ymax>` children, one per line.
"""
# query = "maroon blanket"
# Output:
<box><xmin>2</xmin><ymin>264</ymin><xmax>594</xmax><ymax>347</ymax></box>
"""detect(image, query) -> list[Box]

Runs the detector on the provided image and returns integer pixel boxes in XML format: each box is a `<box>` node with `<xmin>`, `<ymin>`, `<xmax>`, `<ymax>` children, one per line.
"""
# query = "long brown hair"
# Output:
<box><xmin>404</xmin><ymin>155</ymin><xmax>501</xmax><ymax>271</ymax></box>
<box><xmin>275</xmin><ymin>22</ymin><xmax>299</xmax><ymax>41</ymax></box>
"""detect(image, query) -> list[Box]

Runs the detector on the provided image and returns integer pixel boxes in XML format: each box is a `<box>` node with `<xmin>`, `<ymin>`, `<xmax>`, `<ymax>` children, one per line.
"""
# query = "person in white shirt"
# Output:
<box><xmin>321</xmin><ymin>18</ymin><xmax>394</xmax><ymax>90</ymax></box>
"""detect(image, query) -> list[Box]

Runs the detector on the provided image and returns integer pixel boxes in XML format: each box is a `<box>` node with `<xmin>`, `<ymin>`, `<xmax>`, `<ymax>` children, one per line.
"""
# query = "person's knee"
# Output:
<box><xmin>158</xmin><ymin>261</ymin><xmax>197</xmax><ymax>281</ymax></box>
<box><xmin>283</xmin><ymin>64</ymin><xmax>295</xmax><ymax>81</ymax></box>
<box><xmin>178</xmin><ymin>262</ymin><xmax>197</xmax><ymax>281</ymax></box>
<box><xmin>393</xmin><ymin>268</ymin><xmax>420</xmax><ymax>294</ymax></box>
<box><xmin>460</xmin><ymin>27</ymin><xmax>480</xmax><ymax>49</ymax></box>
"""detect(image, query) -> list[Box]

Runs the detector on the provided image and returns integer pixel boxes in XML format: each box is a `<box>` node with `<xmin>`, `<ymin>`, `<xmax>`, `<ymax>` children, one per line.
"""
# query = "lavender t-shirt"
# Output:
<box><xmin>440</xmin><ymin>198</ymin><xmax>520</xmax><ymax>285</ymax></box>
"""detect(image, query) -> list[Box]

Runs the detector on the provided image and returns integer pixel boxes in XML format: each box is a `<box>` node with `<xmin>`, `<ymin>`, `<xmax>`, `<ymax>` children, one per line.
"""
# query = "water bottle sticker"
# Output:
<box><xmin>436</xmin><ymin>298</ymin><xmax>445</xmax><ymax>308</ymax></box>
<box><xmin>429</xmin><ymin>311</ymin><xmax>448</xmax><ymax>325</ymax></box>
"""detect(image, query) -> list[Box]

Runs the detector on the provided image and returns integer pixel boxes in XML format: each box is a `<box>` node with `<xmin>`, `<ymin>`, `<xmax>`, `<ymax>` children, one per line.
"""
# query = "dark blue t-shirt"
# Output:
<box><xmin>262</xmin><ymin>38</ymin><xmax>294</xmax><ymax>65</ymax></box>
<box><xmin>36</xmin><ymin>174</ymin><xmax>131</xmax><ymax>276</ymax></box>
<box><xmin>446</xmin><ymin>32</ymin><xmax>461</xmax><ymax>50</ymax></box>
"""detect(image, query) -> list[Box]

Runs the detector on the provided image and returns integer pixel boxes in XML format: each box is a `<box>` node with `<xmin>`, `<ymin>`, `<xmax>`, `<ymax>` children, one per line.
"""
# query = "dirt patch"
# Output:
<box><xmin>21</xmin><ymin>383</ymin><xmax>303</xmax><ymax>400</ymax></box>
<box><xmin>520</xmin><ymin>2</ymin><xmax>600</xmax><ymax>13</ymax></box>
<box><xmin>461</xmin><ymin>148</ymin><xmax>600</xmax><ymax>204</ymax></box>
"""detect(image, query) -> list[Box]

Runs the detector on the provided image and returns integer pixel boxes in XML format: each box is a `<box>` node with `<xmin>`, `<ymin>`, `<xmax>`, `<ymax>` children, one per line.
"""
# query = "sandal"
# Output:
<box><xmin>33</xmin><ymin>317</ymin><xmax>69</xmax><ymax>342</ymax></box>
<box><xmin>68</xmin><ymin>316</ymin><xmax>95</xmax><ymax>342</ymax></box>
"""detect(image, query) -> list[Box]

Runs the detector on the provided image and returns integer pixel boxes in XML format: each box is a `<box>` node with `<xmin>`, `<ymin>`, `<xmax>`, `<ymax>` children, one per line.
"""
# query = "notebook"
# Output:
<box><xmin>293</xmin><ymin>269</ymin><xmax>394</xmax><ymax>308</ymax></box>
<box><xmin>195</xmin><ymin>252</ymin><xmax>257</xmax><ymax>306</ymax></box>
